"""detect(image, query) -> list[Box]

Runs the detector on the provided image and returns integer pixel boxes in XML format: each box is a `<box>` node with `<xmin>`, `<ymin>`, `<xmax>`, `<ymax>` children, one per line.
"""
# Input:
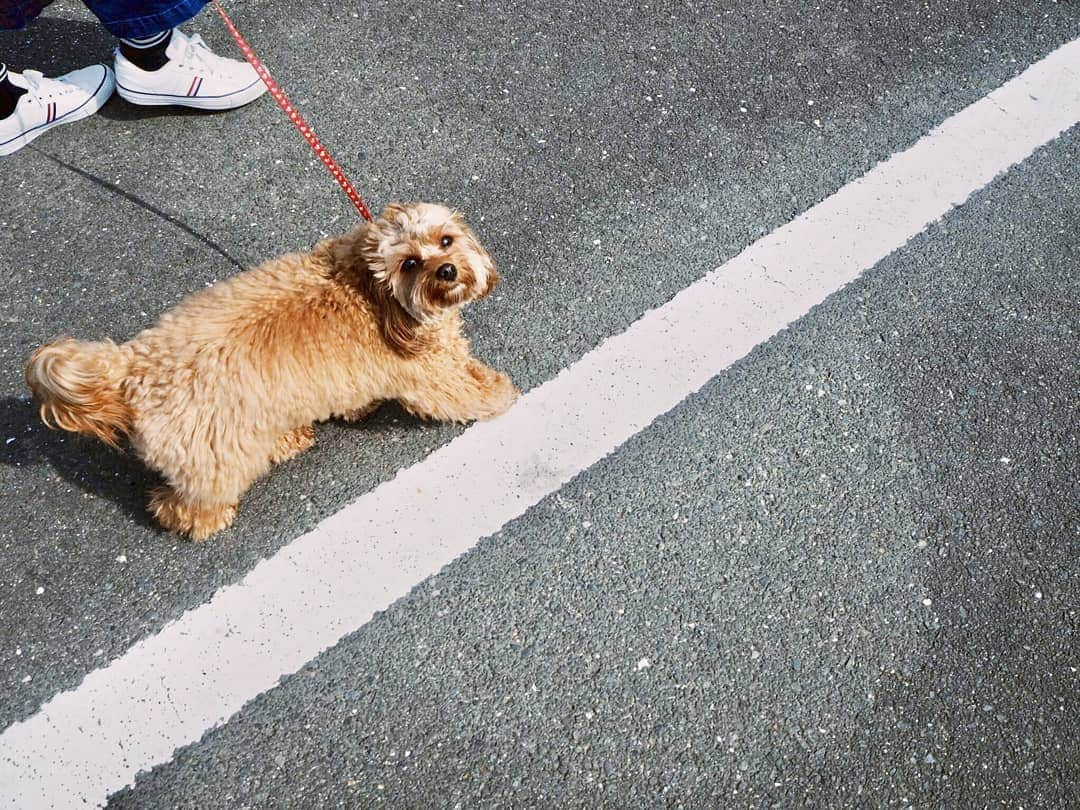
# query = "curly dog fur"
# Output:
<box><xmin>25</xmin><ymin>202</ymin><xmax>518</xmax><ymax>540</ymax></box>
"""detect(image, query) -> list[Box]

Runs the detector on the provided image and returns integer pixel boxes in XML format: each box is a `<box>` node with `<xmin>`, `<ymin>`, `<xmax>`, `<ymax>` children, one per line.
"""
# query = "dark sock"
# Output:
<box><xmin>0</xmin><ymin>63</ymin><xmax>28</xmax><ymax>119</ymax></box>
<box><xmin>119</xmin><ymin>30</ymin><xmax>173</xmax><ymax>71</ymax></box>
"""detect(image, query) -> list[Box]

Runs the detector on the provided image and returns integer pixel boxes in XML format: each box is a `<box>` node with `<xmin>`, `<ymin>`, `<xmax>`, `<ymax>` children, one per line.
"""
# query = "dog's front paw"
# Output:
<box><xmin>473</xmin><ymin>368</ymin><xmax>519</xmax><ymax>420</ymax></box>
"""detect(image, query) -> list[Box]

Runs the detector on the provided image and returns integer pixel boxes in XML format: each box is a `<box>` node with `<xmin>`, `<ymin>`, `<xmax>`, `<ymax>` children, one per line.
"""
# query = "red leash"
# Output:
<box><xmin>210</xmin><ymin>0</ymin><xmax>375</xmax><ymax>222</ymax></box>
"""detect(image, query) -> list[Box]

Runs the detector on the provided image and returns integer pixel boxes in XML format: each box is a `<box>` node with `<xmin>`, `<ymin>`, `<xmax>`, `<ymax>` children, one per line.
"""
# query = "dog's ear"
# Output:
<box><xmin>475</xmin><ymin>239</ymin><xmax>499</xmax><ymax>297</ymax></box>
<box><xmin>453</xmin><ymin>211</ymin><xmax>500</xmax><ymax>296</ymax></box>
<box><xmin>365</xmin><ymin>271</ymin><xmax>429</xmax><ymax>357</ymax></box>
<box><xmin>378</xmin><ymin>202</ymin><xmax>410</xmax><ymax>224</ymax></box>
<box><xmin>362</xmin><ymin>203</ymin><xmax>411</xmax><ymax>275</ymax></box>
<box><xmin>371</xmin><ymin>202</ymin><xmax>411</xmax><ymax>247</ymax></box>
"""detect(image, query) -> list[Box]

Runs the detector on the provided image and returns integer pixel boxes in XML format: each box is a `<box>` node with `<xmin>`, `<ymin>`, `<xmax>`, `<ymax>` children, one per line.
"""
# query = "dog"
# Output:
<box><xmin>25</xmin><ymin>202</ymin><xmax>518</xmax><ymax>540</ymax></box>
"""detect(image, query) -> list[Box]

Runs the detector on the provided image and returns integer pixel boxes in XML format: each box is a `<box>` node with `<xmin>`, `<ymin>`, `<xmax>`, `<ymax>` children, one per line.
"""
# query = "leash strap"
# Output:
<box><xmin>210</xmin><ymin>0</ymin><xmax>375</xmax><ymax>222</ymax></box>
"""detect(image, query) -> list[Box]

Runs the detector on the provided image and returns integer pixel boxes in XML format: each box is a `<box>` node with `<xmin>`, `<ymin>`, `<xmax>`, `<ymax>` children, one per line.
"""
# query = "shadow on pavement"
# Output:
<box><xmin>0</xmin><ymin>16</ymin><xmax>113</xmax><ymax>74</ymax></box>
<box><xmin>30</xmin><ymin>146</ymin><xmax>246</xmax><ymax>269</ymax></box>
<box><xmin>95</xmin><ymin>97</ymin><xmax>211</xmax><ymax>122</ymax></box>
<box><xmin>0</xmin><ymin>395</ymin><xmax>161</xmax><ymax>531</ymax></box>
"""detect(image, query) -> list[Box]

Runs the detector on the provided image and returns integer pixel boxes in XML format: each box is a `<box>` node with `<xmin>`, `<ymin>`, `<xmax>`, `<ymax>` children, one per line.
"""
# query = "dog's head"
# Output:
<box><xmin>364</xmin><ymin>202</ymin><xmax>499</xmax><ymax>323</ymax></box>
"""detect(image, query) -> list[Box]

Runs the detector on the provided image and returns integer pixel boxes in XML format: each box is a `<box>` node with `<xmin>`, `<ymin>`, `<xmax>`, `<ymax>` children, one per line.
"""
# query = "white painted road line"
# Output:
<box><xmin>3</xmin><ymin>37</ymin><xmax>1080</xmax><ymax>810</ymax></box>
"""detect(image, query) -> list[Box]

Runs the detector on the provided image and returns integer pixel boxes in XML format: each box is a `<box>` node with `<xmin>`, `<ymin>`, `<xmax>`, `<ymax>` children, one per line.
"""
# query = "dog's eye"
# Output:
<box><xmin>401</xmin><ymin>257</ymin><xmax>420</xmax><ymax>272</ymax></box>
<box><xmin>440</xmin><ymin>235</ymin><xmax>453</xmax><ymax>248</ymax></box>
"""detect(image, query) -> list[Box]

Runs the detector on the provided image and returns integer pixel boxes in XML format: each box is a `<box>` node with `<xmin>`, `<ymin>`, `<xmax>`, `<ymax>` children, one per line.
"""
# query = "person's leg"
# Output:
<box><xmin>81</xmin><ymin>0</ymin><xmax>207</xmax><ymax>40</ymax></box>
<box><xmin>0</xmin><ymin>61</ymin><xmax>115</xmax><ymax>156</ymax></box>
<box><xmin>1</xmin><ymin>3</ymin><xmax>153</xmax><ymax>157</ymax></box>
<box><xmin>0</xmin><ymin>0</ymin><xmax>57</xmax><ymax>32</ymax></box>
<box><xmin>1</xmin><ymin>1</ymin><xmax>118</xmax><ymax>156</ymax></box>
<box><xmin>118</xmin><ymin>30</ymin><xmax>172</xmax><ymax>71</ymax></box>
<box><xmin>83</xmin><ymin>0</ymin><xmax>266</xmax><ymax>110</ymax></box>
<box><xmin>0</xmin><ymin>64</ymin><xmax>28</xmax><ymax>118</ymax></box>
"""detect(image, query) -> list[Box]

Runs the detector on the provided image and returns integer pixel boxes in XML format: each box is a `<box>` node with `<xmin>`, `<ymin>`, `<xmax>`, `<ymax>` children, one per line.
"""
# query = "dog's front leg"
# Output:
<box><xmin>400</xmin><ymin>357</ymin><xmax>518</xmax><ymax>424</ymax></box>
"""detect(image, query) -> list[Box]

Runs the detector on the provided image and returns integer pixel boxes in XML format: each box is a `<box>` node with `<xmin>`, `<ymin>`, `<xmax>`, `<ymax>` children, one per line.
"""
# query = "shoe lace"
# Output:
<box><xmin>179</xmin><ymin>33</ymin><xmax>235</xmax><ymax>77</ymax></box>
<box><xmin>20</xmin><ymin>70</ymin><xmax>74</xmax><ymax>100</ymax></box>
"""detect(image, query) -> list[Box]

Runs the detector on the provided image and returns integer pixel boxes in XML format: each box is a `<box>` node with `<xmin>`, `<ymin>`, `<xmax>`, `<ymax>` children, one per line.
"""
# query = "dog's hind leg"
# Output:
<box><xmin>148</xmin><ymin>485</ymin><xmax>238</xmax><ymax>542</ymax></box>
<box><xmin>269</xmin><ymin>424</ymin><xmax>316</xmax><ymax>463</ymax></box>
<box><xmin>341</xmin><ymin>401</ymin><xmax>383</xmax><ymax>422</ymax></box>
<box><xmin>148</xmin><ymin>446</ymin><xmax>266</xmax><ymax>540</ymax></box>
<box><xmin>138</xmin><ymin>417</ymin><xmax>274</xmax><ymax>541</ymax></box>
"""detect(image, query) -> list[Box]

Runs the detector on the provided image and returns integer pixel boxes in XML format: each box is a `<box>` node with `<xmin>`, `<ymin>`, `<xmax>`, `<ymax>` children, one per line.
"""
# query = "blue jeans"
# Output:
<box><xmin>1</xmin><ymin>0</ymin><xmax>207</xmax><ymax>38</ymax></box>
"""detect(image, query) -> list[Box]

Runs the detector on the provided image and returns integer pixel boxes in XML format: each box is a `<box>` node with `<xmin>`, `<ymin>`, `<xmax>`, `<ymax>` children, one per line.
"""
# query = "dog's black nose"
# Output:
<box><xmin>436</xmin><ymin>263</ymin><xmax>457</xmax><ymax>282</ymax></box>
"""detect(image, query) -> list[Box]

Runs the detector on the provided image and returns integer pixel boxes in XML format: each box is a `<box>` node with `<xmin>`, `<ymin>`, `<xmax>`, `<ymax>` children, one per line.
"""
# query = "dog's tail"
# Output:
<box><xmin>25</xmin><ymin>338</ymin><xmax>133</xmax><ymax>449</ymax></box>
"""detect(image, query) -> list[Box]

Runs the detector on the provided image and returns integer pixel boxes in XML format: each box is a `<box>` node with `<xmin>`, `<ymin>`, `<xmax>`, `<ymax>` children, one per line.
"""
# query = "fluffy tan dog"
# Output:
<box><xmin>25</xmin><ymin>202</ymin><xmax>518</xmax><ymax>540</ymax></box>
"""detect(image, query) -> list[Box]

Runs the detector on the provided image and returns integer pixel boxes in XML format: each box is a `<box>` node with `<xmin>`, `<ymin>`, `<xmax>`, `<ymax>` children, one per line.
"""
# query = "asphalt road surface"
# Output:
<box><xmin>0</xmin><ymin>0</ymin><xmax>1077</xmax><ymax>807</ymax></box>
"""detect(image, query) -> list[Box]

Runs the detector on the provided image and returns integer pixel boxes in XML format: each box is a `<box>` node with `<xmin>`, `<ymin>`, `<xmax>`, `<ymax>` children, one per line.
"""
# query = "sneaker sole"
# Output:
<box><xmin>116</xmin><ymin>78</ymin><xmax>266</xmax><ymax>111</ymax></box>
<box><xmin>0</xmin><ymin>67</ymin><xmax>115</xmax><ymax>157</ymax></box>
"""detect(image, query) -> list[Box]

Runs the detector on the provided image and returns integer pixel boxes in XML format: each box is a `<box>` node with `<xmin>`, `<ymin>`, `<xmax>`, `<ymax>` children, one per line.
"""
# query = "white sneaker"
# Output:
<box><xmin>0</xmin><ymin>65</ymin><xmax>115</xmax><ymax>157</ymax></box>
<box><xmin>115</xmin><ymin>28</ymin><xmax>266</xmax><ymax>110</ymax></box>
